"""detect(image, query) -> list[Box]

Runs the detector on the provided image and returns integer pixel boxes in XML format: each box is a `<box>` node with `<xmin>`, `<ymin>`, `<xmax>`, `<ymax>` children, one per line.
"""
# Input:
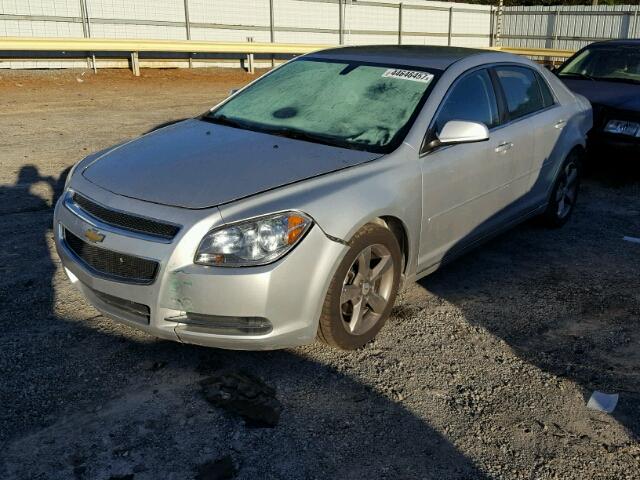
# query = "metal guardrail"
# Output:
<box><xmin>0</xmin><ymin>37</ymin><xmax>328</xmax><ymax>54</ymax></box>
<box><xmin>491</xmin><ymin>46</ymin><xmax>575</xmax><ymax>58</ymax></box>
<box><xmin>0</xmin><ymin>37</ymin><xmax>330</xmax><ymax>75</ymax></box>
<box><xmin>0</xmin><ymin>37</ymin><xmax>575</xmax><ymax>75</ymax></box>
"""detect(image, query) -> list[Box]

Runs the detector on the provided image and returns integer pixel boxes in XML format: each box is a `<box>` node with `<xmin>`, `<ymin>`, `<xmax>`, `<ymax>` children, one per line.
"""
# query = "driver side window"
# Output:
<box><xmin>434</xmin><ymin>69</ymin><xmax>499</xmax><ymax>134</ymax></box>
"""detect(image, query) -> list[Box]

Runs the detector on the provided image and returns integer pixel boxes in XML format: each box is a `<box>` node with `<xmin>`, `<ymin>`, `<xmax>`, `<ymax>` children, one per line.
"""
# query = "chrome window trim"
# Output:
<box><xmin>488</xmin><ymin>103</ymin><xmax>559</xmax><ymax>134</ymax></box>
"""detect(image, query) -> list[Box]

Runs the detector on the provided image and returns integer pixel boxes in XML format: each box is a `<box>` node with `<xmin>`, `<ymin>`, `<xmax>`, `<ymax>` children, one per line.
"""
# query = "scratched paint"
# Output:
<box><xmin>162</xmin><ymin>270</ymin><xmax>194</xmax><ymax>311</ymax></box>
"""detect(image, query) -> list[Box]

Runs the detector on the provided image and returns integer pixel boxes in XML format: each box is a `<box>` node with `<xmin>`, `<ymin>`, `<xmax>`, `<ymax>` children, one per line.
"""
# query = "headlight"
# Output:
<box><xmin>195</xmin><ymin>211</ymin><xmax>313</xmax><ymax>267</ymax></box>
<box><xmin>604</xmin><ymin>119</ymin><xmax>640</xmax><ymax>137</ymax></box>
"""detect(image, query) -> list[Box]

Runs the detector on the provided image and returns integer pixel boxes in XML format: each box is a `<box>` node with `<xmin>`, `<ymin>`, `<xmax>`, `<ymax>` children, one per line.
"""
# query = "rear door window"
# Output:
<box><xmin>536</xmin><ymin>73</ymin><xmax>556</xmax><ymax>108</ymax></box>
<box><xmin>495</xmin><ymin>66</ymin><xmax>545</xmax><ymax>120</ymax></box>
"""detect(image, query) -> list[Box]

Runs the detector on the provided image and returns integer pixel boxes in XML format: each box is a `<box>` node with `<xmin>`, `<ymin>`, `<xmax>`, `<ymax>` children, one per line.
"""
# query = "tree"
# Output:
<box><xmin>448</xmin><ymin>0</ymin><xmax>632</xmax><ymax>5</ymax></box>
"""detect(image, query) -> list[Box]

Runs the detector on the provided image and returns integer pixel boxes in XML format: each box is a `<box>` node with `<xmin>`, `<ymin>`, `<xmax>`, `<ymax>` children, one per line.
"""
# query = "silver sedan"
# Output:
<box><xmin>54</xmin><ymin>46</ymin><xmax>592</xmax><ymax>350</ymax></box>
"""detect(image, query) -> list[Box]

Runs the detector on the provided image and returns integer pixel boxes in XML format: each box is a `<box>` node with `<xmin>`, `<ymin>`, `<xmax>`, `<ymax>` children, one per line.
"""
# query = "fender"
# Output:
<box><xmin>217</xmin><ymin>143</ymin><xmax>423</xmax><ymax>278</ymax></box>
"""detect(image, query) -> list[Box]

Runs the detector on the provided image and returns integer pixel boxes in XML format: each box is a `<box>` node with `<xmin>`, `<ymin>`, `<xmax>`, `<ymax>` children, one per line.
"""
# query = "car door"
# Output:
<box><xmin>418</xmin><ymin>67</ymin><xmax>520</xmax><ymax>271</ymax></box>
<box><xmin>528</xmin><ymin>71</ymin><xmax>573</xmax><ymax>205</ymax></box>
<box><xmin>492</xmin><ymin>65</ymin><xmax>553</xmax><ymax>212</ymax></box>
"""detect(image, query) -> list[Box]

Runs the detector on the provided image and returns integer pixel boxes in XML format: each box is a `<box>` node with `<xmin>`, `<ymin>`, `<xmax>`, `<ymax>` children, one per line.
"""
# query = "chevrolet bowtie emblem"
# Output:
<box><xmin>84</xmin><ymin>228</ymin><xmax>105</xmax><ymax>243</ymax></box>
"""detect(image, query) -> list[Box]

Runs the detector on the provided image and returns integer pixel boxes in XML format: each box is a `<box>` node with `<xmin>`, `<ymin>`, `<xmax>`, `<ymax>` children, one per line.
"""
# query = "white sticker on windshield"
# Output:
<box><xmin>382</xmin><ymin>69</ymin><xmax>434</xmax><ymax>83</ymax></box>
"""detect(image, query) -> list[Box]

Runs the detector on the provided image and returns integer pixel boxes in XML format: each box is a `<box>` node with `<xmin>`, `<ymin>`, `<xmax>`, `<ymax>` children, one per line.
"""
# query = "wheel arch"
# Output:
<box><xmin>569</xmin><ymin>143</ymin><xmax>586</xmax><ymax>160</ymax></box>
<box><xmin>549</xmin><ymin>142</ymin><xmax>586</xmax><ymax>194</ymax></box>
<box><xmin>366</xmin><ymin>216</ymin><xmax>410</xmax><ymax>276</ymax></box>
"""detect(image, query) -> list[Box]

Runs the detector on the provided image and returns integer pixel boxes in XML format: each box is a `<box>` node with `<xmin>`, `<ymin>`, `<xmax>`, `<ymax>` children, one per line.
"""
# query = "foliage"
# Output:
<box><xmin>449</xmin><ymin>0</ymin><xmax>633</xmax><ymax>5</ymax></box>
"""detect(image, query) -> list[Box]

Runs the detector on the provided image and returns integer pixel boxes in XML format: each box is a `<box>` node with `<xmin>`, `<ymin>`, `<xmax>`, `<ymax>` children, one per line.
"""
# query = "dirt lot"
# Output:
<box><xmin>0</xmin><ymin>68</ymin><xmax>639</xmax><ymax>480</ymax></box>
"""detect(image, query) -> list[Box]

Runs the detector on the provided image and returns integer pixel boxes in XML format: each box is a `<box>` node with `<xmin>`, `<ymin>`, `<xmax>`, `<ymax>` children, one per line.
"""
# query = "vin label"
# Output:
<box><xmin>382</xmin><ymin>69</ymin><xmax>434</xmax><ymax>83</ymax></box>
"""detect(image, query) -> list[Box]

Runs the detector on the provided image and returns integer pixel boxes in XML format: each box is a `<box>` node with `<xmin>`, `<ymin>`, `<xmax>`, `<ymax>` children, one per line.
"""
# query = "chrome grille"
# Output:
<box><xmin>64</xmin><ymin>229</ymin><xmax>158</xmax><ymax>284</ymax></box>
<box><xmin>72</xmin><ymin>193</ymin><xmax>179</xmax><ymax>240</ymax></box>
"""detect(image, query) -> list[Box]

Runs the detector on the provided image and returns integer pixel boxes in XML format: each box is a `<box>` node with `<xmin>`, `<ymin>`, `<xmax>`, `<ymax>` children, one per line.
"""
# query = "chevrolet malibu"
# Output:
<box><xmin>54</xmin><ymin>46</ymin><xmax>592</xmax><ymax>350</ymax></box>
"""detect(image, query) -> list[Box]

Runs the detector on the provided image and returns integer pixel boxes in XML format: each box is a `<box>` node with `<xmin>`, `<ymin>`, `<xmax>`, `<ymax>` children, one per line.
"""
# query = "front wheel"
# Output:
<box><xmin>317</xmin><ymin>223</ymin><xmax>402</xmax><ymax>350</ymax></box>
<box><xmin>541</xmin><ymin>152</ymin><xmax>581</xmax><ymax>228</ymax></box>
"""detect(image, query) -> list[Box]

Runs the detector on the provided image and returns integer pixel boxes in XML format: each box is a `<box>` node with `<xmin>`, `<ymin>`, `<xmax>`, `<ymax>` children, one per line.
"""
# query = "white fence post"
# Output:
<box><xmin>183</xmin><ymin>0</ymin><xmax>193</xmax><ymax>68</ymax></box>
<box><xmin>269</xmin><ymin>0</ymin><xmax>275</xmax><ymax>67</ymax></box>
<box><xmin>553</xmin><ymin>10</ymin><xmax>559</xmax><ymax>49</ymax></box>
<box><xmin>489</xmin><ymin>6</ymin><xmax>494</xmax><ymax>47</ymax></box>
<box><xmin>130</xmin><ymin>51</ymin><xmax>140</xmax><ymax>76</ymax></box>
<box><xmin>246</xmin><ymin>37</ymin><xmax>255</xmax><ymax>74</ymax></box>
<box><xmin>338</xmin><ymin>0</ymin><xmax>344</xmax><ymax>45</ymax></box>
<box><xmin>447</xmin><ymin>7</ymin><xmax>453</xmax><ymax>46</ymax></box>
<box><xmin>398</xmin><ymin>3</ymin><xmax>403</xmax><ymax>45</ymax></box>
<box><xmin>79</xmin><ymin>0</ymin><xmax>96</xmax><ymax>72</ymax></box>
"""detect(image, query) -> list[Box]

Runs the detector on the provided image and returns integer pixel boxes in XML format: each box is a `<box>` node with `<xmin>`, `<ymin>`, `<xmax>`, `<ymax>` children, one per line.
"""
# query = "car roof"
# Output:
<box><xmin>586</xmin><ymin>39</ymin><xmax>640</xmax><ymax>48</ymax></box>
<box><xmin>306</xmin><ymin>45</ymin><xmax>487</xmax><ymax>71</ymax></box>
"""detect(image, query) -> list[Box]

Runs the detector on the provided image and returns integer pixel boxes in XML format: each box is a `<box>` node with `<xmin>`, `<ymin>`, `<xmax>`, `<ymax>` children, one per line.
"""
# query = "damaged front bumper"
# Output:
<box><xmin>53</xmin><ymin>183</ymin><xmax>348</xmax><ymax>350</ymax></box>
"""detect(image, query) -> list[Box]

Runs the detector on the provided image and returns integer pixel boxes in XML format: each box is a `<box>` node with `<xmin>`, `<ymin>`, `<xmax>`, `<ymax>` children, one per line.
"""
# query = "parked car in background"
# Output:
<box><xmin>555</xmin><ymin>39</ymin><xmax>640</xmax><ymax>156</ymax></box>
<box><xmin>54</xmin><ymin>46</ymin><xmax>592</xmax><ymax>351</ymax></box>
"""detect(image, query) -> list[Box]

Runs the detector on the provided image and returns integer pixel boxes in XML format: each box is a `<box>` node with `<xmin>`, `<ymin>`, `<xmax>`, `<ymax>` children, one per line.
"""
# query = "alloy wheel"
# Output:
<box><xmin>340</xmin><ymin>243</ymin><xmax>395</xmax><ymax>336</ymax></box>
<box><xmin>556</xmin><ymin>161</ymin><xmax>579</xmax><ymax>219</ymax></box>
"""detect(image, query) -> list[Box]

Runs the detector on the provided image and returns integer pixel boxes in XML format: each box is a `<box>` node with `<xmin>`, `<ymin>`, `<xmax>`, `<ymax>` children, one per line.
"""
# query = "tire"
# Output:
<box><xmin>540</xmin><ymin>151</ymin><xmax>581</xmax><ymax>228</ymax></box>
<box><xmin>317</xmin><ymin>223</ymin><xmax>402</xmax><ymax>350</ymax></box>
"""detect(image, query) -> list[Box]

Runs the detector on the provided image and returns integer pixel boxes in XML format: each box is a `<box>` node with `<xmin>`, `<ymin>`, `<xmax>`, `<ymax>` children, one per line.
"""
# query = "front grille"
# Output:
<box><xmin>64</xmin><ymin>229</ymin><xmax>158</xmax><ymax>284</ymax></box>
<box><xmin>73</xmin><ymin>193</ymin><xmax>179</xmax><ymax>240</ymax></box>
<box><xmin>90</xmin><ymin>288</ymin><xmax>150</xmax><ymax>324</ymax></box>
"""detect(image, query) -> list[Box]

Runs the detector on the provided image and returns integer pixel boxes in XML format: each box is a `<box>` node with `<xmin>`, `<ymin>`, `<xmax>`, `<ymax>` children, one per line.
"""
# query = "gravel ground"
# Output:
<box><xmin>0</xmin><ymin>68</ymin><xmax>639</xmax><ymax>480</ymax></box>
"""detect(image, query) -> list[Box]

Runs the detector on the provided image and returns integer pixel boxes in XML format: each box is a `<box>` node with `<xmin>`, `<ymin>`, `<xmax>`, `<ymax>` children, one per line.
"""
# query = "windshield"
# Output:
<box><xmin>205</xmin><ymin>58</ymin><xmax>438</xmax><ymax>153</ymax></box>
<box><xmin>558</xmin><ymin>46</ymin><xmax>640</xmax><ymax>84</ymax></box>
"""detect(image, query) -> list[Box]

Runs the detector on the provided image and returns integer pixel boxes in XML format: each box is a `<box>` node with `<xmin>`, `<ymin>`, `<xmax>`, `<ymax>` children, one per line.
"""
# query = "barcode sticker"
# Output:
<box><xmin>382</xmin><ymin>69</ymin><xmax>434</xmax><ymax>83</ymax></box>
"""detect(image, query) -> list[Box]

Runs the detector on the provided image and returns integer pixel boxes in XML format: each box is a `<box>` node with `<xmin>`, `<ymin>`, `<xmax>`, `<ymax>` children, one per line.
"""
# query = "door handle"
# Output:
<box><xmin>495</xmin><ymin>141</ymin><xmax>513</xmax><ymax>154</ymax></box>
<box><xmin>554</xmin><ymin>120</ymin><xmax>567</xmax><ymax>129</ymax></box>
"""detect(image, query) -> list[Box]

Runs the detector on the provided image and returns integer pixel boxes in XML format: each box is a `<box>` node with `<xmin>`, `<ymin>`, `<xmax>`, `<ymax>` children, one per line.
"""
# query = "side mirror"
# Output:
<box><xmin>229</xmin><ymin>88</ymin><xmax>239</xmax><ymax>96</ymax></box>
<box><xmin>436</xmin><ymin>120</ymin><xmax>489</xmax><ymax>146</ymax></box>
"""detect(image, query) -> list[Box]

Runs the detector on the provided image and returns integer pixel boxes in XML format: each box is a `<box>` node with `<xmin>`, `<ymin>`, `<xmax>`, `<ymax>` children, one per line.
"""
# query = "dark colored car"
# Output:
<box><xmin>555</xmin><ymin>39</ymin><xmax>640</xmax><ymax>156</ymax></box>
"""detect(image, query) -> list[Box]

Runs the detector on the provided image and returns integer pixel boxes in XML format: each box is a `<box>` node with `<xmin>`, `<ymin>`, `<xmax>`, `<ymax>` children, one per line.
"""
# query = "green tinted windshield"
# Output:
<box><xmin>558</xmin><ymin>47</ymin><xmax>640</xmax><ymax>84</ymax></box>
<box><xmin>206</xmin><ymin>59</ymin><xmax>437</xmax><ymax>152</ymax></box>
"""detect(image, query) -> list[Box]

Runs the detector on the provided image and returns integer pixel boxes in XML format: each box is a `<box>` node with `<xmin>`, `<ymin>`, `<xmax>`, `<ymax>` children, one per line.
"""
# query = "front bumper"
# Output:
<box><xmin>53</xmin><ymin>183</ymin><xmax>348</xmax><ymax>350</ymax></box>
<box><xmin>588</xmin><ymin>132</ymin><xmax>640</xmax><ymax>157</ymax></box>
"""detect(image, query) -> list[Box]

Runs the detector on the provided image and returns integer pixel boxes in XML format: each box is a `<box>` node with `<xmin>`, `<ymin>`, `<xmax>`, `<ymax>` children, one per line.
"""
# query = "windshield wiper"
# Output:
<box><xmin>201</xmin><ymin>116</ymin><xmax>366</xmax><ymax>150</ymax></box>
<box><xmin>202</xmin><ymin>116</ymin><xmax>330</xmax><ymax>144</ymax></box>
<box><xmin>262</xmin><ymin>126</ymin><xmax>361</xmax><ymax>150</ymax></box>
<box><xmin>590</xmin><ymin>76</ymin><xmax>640</xmax><ymax>85</ymax></box>
<box><xmin>558</xmin><ymin>71</ymin><xmax>595</xmax><ymax>81</ymax></box>
<box><xmin>266</xmin><ymin>126</ymin><xmax>327</xmax><ymax>143</ymax></box>
<box><xmin>201</xmin><ymin>113</ymin><xmax>251</xmax><ymax>129</ymax></box>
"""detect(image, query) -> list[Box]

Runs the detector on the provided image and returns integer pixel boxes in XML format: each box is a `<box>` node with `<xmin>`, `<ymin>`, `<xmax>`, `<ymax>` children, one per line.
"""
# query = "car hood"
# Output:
<box><xmin>561</xmin><ymin>79</ymin><xmax>640</xmax><ymax>112</ymax></box>
<box><xmin>82</xmin><ymin>119</ymin><xmax>381</xmax><ymax>209</ymax></box>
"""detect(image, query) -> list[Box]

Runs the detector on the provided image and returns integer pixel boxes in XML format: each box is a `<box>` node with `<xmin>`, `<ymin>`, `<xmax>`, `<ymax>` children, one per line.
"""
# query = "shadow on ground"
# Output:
<box><xmin>420</xmin><ymin>161</ymin><xmax>640</xmax><ymax>442</ymax></box>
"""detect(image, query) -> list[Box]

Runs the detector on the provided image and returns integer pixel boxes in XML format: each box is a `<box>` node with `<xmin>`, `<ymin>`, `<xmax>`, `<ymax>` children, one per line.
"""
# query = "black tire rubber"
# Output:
<box><xmin>540</xmin><ymin>150</ymin><xmax>582</xmax><ymax>229</ymax></box>
<box><xmin>317</xmin><ymin>223</ymin><xmax>402</xmax><ymax>350</ymax></box>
